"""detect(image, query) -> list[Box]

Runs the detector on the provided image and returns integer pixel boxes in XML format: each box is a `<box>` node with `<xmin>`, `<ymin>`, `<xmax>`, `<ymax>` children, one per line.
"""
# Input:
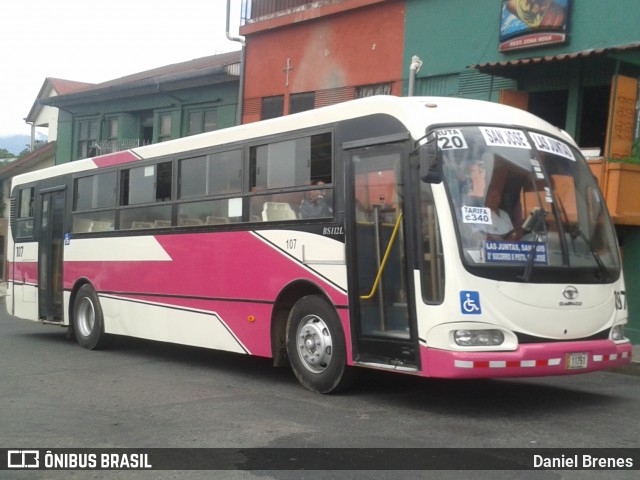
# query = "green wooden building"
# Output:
<box><xmin>42</xmin><ymin>51</ymin><xmax>241</xmax><ymax>164</ymax></box>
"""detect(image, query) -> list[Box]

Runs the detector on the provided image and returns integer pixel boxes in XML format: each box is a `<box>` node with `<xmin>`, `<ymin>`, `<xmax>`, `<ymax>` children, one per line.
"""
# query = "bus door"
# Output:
<box><xmin>38</xmin><ymin>188</ymin><xmax>66</xmax><ymax>322</ymax></box>
<box><xmin>346</xmin><ymin>142</ymin><xmax>418</xmax><ymax>369</ymax></box>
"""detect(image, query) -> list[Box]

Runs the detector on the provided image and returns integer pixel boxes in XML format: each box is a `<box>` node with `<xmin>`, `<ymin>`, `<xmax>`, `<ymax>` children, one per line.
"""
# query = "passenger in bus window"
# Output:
<box><xmin>300</xmin><ymin>180</ymin><xmax>333</xmax><ymax>218</ymax></box>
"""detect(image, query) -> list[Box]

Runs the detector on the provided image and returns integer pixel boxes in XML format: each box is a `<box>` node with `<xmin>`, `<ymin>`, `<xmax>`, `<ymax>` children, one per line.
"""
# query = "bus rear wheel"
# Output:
<box><xmin>73</xmin><ymin>284</ymin><xmax>110</xmax><ymax>350</ymax></box>
<box><xmin>286</xmin><ymin>295</ymin><xmax>353</xmax><ymax>394</ymax></box>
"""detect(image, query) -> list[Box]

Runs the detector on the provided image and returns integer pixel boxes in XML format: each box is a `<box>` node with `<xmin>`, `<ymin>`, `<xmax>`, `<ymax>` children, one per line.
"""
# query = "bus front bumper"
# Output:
<box><xmin>422</xmin><ymin>339</ymin><xmax>633</xmax><ymax>379</ymax></box>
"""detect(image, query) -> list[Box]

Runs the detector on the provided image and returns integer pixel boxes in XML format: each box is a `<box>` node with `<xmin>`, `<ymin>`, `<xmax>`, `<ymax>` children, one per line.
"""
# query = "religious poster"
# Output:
<box><xmin>499</xmin><ymin>0</ymin><xmax>570</xmax><ymax>52</ymax></box>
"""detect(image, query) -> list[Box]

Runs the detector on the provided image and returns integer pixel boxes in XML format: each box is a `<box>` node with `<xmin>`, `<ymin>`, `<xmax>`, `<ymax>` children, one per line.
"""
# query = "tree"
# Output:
<box><xmin>0</xmin><ymin>148</ymin><xmax>15</xmax><ymax>159</ymax></box>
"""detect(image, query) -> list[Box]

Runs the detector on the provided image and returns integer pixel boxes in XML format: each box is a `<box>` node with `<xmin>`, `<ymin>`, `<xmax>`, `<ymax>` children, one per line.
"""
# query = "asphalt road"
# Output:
<box><xmin>1</xmin><ymin>303</ymin><xmax>638</xmax><ymax>480</ymax></box>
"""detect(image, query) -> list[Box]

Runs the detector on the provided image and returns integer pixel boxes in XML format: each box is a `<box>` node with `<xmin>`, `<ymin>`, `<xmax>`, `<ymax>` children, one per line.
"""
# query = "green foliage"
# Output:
<box><xmin>0</xmin><ymin>148</ymin><xmax>14</xmax><ymax>159</ymax></box>
<box><xmin>17</xmin><ymin>147</ymin><xmax>31</xmax><ymax>158</ymax></box>
<box><xmin>633</xmin><ymin>139</ymin><xmax>640</xmax><ymax>159</ymax></box>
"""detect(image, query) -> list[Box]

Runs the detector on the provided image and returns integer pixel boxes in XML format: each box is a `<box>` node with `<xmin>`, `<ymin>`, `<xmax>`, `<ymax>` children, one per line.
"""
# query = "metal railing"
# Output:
<box><xmin>94</xmin><ymin>139</ymin><xmax>150</xmax><ymax>155</ymax></box>
<box><xmin>242</xmin><ymin>0</ymin><xmax>318</xmax><ymax>23</ymax></box>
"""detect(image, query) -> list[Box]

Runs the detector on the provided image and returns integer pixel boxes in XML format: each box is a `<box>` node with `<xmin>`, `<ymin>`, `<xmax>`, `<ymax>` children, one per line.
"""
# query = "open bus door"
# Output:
<box><xmin>38</xmin><ymin>188</ymin><xmax>65</xmax><ymax>322</ymax></box>
<box><xmin>346</xmin><ymin>141</ymin><xmax>419</xmax><ymax>370</ymax></box>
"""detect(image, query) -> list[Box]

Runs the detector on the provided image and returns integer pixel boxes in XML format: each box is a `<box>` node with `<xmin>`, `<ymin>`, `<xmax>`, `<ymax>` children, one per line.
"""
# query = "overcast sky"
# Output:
<box><xmin>0</xmin><ymin>0</ymin><xmax>242</xmax><ymax>137</ymax></box>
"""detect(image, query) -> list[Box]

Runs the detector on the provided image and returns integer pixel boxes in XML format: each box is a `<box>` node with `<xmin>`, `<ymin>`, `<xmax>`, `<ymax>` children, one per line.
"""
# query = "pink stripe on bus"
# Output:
<box><xmin>93</xmin><ymin>151</ymin><xmax>142</xmax><ymax>168</ymax></box>
<box><xmin>63</xmin><ymin>231</ymin><xmax>348</xmax><ymax>356</ymax></box>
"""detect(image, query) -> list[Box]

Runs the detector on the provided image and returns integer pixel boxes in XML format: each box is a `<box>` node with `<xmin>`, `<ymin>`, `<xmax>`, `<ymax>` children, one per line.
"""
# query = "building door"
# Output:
<box><xmin>38</xmin><ymin>189</ymin><xmax>65</xmax><ymax>322</ymax></box>
<box><xmin>346</xmin><ymin>142</ymin><xmax>418</xmax><ymax>369</ymax></box>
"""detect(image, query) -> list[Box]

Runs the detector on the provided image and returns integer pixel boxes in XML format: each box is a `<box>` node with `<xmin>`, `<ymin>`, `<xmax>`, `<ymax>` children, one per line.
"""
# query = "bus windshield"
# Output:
<box><xmin>435</xmin><ymin>125</ymin><xmax>620</xmax><ymax>283</ymax></box>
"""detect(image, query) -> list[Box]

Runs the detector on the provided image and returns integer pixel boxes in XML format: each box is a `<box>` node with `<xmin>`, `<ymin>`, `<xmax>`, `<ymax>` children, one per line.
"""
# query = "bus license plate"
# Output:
<box><xmin>566</xmin><ymin>352</ymin><xmax>588</xmax><ymax>370</ymax></box>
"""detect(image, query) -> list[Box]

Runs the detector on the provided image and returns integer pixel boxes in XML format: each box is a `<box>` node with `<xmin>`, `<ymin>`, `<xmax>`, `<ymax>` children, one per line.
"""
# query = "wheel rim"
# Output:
<box><xmin>76</xmin><ymin>297</ymin><xmax>96</xmax><ymax>338</ymax></box>
<box><xmin>296</xmin><ymin>314</ymin><xmax>333</xmax><ymax>373</ymax></box>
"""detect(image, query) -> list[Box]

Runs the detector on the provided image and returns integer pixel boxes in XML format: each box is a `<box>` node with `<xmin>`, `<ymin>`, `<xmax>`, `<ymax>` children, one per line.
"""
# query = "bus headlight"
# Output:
<box><xmin>611</xmin><ymin>325</ymin><xmax>626</xmax><ymax>341</ymax></box>
<box><xmin>454</xmin><ymin>329</ymin><xmax>505</xmax><ymax>347</ymax></box>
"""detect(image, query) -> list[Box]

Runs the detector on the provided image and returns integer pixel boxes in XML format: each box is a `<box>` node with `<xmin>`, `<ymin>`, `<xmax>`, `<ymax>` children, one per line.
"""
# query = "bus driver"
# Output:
<box><xmin>483</xmin><ymin>183</ymin><xmax>514</xmax><ymax>237</ymax></box>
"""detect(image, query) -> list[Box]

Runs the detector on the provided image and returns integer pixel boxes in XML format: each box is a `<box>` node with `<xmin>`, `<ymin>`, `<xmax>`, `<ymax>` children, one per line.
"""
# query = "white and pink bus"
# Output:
<box><xmin>7</xmin><ymin>96</ymin><xmax>632</xmax><ymax>393</ymax></box>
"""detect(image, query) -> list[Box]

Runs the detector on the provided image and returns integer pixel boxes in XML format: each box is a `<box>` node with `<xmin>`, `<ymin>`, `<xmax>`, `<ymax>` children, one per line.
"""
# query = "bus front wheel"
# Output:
<box><xmin>73</xmin><ymin>284</ymin><xmax>110</xmax><ymax>350</ymax></box>
<box><xmin>286</xmin><ymin>295</ymin><xmax>353</xmax><ymax>394</ymax></box>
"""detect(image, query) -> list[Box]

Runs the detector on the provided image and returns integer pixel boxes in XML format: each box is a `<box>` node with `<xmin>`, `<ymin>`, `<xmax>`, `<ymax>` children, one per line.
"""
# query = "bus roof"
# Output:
<box><xmin>11</xmin><ymin>95</ymin><xmax>570</xmax><ymax>188</ymax></box>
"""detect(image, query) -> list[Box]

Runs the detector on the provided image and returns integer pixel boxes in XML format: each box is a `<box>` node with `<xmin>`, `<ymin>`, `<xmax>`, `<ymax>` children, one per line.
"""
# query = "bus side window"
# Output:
<box><xmin>15</xmin><ymin>187</ymin><xmax>35</xmax><ymax>239</ymax></box>
<box><xmin>247</xmin><ymin>132</ymin><xmax>333</xmax><ymax>223</ymax></box>
<box><xmin>122</xmin><ymin>162</ymin><xmax>172</xmax><ymax>206</ymax></box>
<box><xmin>72</xmin><ymin>171</ymin><xmax>117</xmax><ymax>233</ymax></box>
<box><xmin>178</xmin><ymin>198</ymin><xmax>242</xmax><ymax>226</ymax></box>
<box><xmin>119</xmin><ymin>162</ymin><xmax>172</xmax><ymax>230</ymax></box>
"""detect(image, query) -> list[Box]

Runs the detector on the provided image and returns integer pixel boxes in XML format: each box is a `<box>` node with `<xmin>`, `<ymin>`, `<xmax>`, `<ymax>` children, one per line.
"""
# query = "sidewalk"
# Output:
<box><xmin>619</xmin><ymin>343</ymin><xmax>640</xmax><ymax>376</ymax></box>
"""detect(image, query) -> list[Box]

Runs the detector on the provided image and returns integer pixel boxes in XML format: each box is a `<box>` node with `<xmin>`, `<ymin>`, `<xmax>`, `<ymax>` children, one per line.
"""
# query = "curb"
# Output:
<box><xmin>613</xmin><ymin>345</ymin><xmax>640</xmax><ymax>376</ymax></box>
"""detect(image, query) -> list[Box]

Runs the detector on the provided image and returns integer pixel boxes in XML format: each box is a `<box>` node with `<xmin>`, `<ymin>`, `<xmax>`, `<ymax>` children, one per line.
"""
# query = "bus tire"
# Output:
<box><xmin>286</xmin><ymin>295</ymin><xmax>354</xmax><ymax>394</ymax></box>
<box><xmin>73</xmin><ymin>284</ymin><xmax>110</xmax><ymax>350</ymax></box>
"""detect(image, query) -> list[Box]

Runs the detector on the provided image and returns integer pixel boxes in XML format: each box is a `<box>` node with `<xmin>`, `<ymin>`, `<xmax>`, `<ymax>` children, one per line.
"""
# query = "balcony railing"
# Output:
<box><xmin>243</xmin><ymin>0</ymin><xmax>318</xmax><ymax>22</ymax></box>
<box><xmin>94</xmin><ymin>139</ymin><xmax>150</xmax><ymax>155</ymax></box>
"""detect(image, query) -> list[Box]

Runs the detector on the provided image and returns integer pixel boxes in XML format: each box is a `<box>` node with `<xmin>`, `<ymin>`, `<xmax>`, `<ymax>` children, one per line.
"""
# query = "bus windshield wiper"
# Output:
<box><xmin>568</xmin><ymin>225</ymin><xmax>610</xmax><ymax>282</ymax></box>
<box><xmin>518</xmin><ymin>207</ymin><xmax>547</xmax><ymax>282</ymax></box>
<box><xmin>552</xmin><ymin>188</ymin><xmax>610</xmax><ymax>282</ymax></box>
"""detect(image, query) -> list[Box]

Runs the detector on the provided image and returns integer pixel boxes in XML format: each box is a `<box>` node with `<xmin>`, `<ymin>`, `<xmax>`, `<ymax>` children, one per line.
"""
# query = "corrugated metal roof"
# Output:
<box><xmin>471</xmin><ymin>42</ymin><xmax>640</xmax><ymax>71</ymax></box>
<box><xmin>42</xmin><ymin>50</ymin><xmax>242</xmax><ymax>107</ymax></box>
<box><xmin>0</xmin><ymin>141</ymin><xmax>56</xmax><ymax>179</ymax></box>
<box><xmin>94</xmin><ymin>50</ymin><xmax>241</xmax><ymax>90</ymax></box>
<box><xmin>48</xmin><ymin>78</ymin><xmax>94</xmax><ymax>95</ymax></box>
<box><xmin>25</xmin><ymin>78</ymin><xmax>94</xmax><ymax>123</ymax></box>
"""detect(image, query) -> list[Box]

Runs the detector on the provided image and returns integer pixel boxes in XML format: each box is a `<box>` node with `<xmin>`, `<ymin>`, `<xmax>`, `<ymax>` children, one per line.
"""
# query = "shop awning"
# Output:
<box><xmin>470</xmin><ymin>42</ymin><xmax>640</xmax><ymax>77</ymax></box>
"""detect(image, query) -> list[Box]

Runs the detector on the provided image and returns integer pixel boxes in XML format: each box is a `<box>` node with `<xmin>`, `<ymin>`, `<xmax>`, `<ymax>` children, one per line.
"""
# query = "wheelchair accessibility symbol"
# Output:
<box><xmin>460</xmin><ymin>291</ymin><xmax>481</xmax><ymax>314</ymax></box>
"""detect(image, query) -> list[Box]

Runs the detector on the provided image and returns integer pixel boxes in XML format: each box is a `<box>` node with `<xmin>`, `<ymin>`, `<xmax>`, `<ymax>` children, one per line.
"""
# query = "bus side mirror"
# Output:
<box><xmin>420</xmin><ymin>132</ymin><xmax>442</xmax><ymax>184</ymax></box>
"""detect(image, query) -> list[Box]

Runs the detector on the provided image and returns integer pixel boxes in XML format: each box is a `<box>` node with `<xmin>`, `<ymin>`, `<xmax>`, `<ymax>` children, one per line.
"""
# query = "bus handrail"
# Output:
<box><xmin>360</xmin><ymin>211</ymin><xmax>403</xmax><ymax>300</ymax></box>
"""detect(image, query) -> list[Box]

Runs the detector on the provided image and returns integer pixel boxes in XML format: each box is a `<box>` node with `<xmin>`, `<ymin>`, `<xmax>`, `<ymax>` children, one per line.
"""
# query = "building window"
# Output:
<box><xmin>262</xmin><ymin>95</ymin><xmax>284</xmax><ymax>120</ymax></box>
<box><xmin>356</xmin><ymin>83</ymin><xmax>392</xmax><ymax>98</ymax></box>
<box><xmin>187</xmin><ymin>109</ymin><xmax>217</xmax><ymax>136</ymax></box>
<box><xmin>158</xmin><ymin>113</ymin><xmax>172</xmax><ymax>142</ymax></box>
<box><xmin>77</xmin><ymin>119</ymin><xmax>99</xmax><ymax>158</ymax></box>
<box><xmin>289</xmin><ymin>92</ymin><xmax>315</xmax><ymax>114</ymax></box>
<box><xmin>107</xmin><ymin>118</ymin><xmax>119</xmax><ymax>139</ymax></box>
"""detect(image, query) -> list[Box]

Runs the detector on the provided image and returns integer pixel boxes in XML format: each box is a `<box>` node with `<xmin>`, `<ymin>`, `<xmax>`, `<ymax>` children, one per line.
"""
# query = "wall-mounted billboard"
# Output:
<box><xmin>499</xmin><ymin>0</ymin><xmax>570</xmax><ymax>52</ymax></box>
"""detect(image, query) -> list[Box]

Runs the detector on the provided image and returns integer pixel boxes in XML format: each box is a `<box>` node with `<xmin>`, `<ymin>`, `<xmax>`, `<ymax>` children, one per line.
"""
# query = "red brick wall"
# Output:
<box><xmin>242</xmin><ymin>0</ymin><xmax>405</xmax><ymax>123</ymax></box>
